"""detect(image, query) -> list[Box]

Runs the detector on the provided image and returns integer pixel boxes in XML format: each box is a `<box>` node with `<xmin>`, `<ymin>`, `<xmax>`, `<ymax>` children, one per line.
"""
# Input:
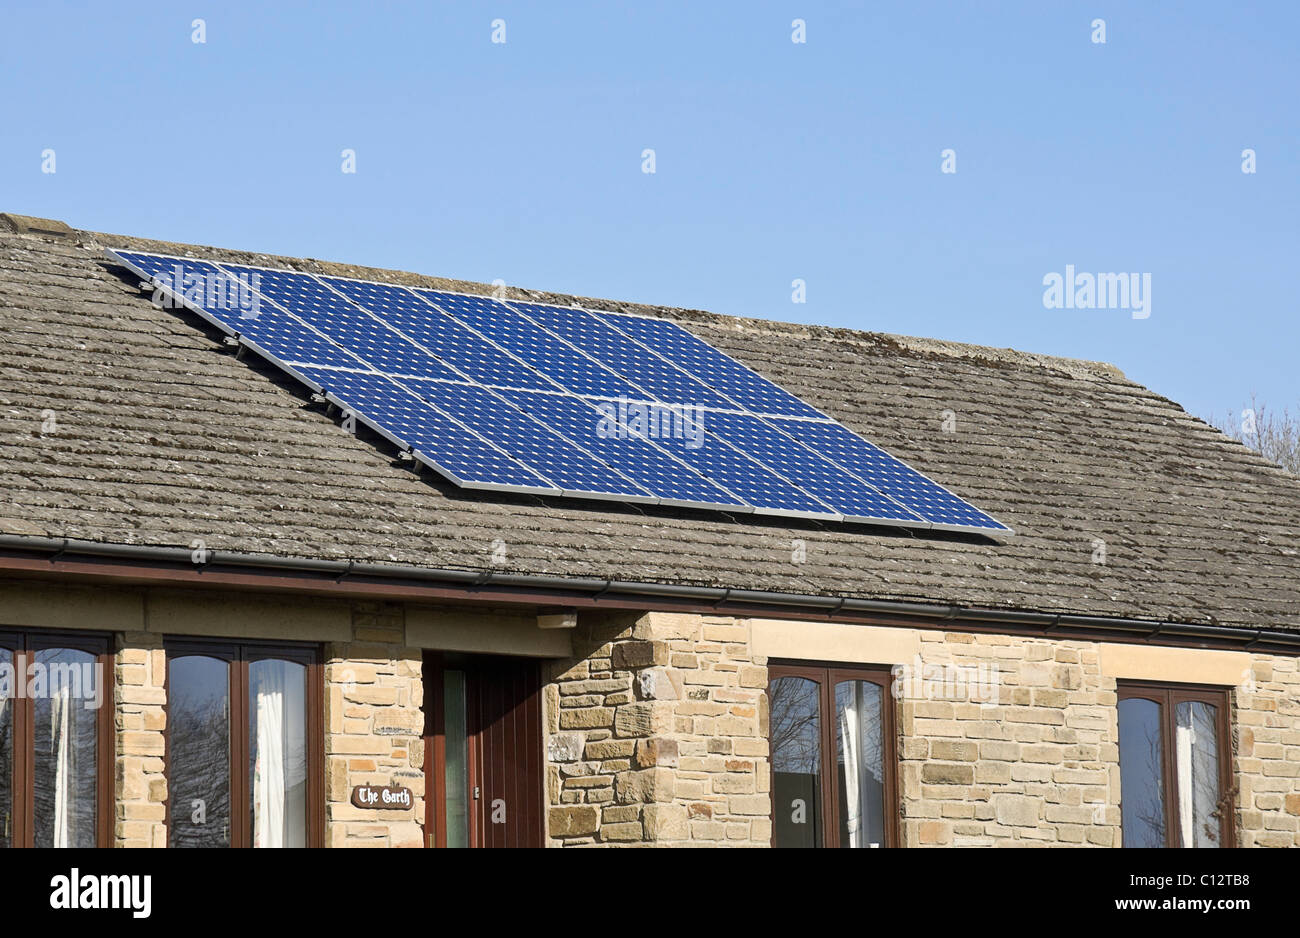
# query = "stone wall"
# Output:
<box><xmin>897</xmin><ymin>631</ymin><xmax>1120</xmax><ymax>847</ymax></box>
<box><xmin>114</xmin><ymin>631</ymin><xmax>168</xmax><ymax>848</ymax></box>
<box><xmin>324</xmin><ymin>601</ymin><xmax>425</xmax><ymax>848</ymax></box>
<box><xmin>544</xmin><ymin>613</ymin><xmax>1300</xmax><ymax>847</ymax></box>
<box><xmin>544</xmin><ymin>611</ymin><xmax>770</xmax><ymax>845</ymax></box>
<box><xmin>1235</xmin><ymin>653</ymin><xmax>1300</xmax><ymax>846</ymax></box>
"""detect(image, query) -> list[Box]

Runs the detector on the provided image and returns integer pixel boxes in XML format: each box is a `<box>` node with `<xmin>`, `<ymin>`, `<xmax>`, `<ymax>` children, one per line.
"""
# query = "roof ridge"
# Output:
<box><xmin>10</xmin><ymin>217</ymin><xmax>1127</xmax><ymax>383</ymax></box>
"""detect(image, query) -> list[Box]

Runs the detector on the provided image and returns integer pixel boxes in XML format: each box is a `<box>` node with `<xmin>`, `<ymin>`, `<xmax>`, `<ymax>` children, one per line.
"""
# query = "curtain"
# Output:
<box><xmin>1177</xmin><ymin>702</ymin><xmax>1221</xmax><ymax>847</ymax></box>
<box><xmin>839</xmin><ymin>686</ymin><xmax>862</xmax><ymax>849</ymax></box>
<box><xmin>253</xmin><ymin>662</ymin><xmax>286</xmax><ymax>849</ymax></box>
<box><xmin>51</xmin><ymin>680</ymin><xmax>71</xmax><ymax>849</ymax></box>
<box><xmin>1175</xmin><ymin>712</ymin><xmax>1193</xmax><ymax>848</ymax></box>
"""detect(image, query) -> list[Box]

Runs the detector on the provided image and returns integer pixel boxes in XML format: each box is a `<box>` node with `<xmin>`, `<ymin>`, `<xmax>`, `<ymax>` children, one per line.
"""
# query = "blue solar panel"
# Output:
<box><xmin>294</xmin><ymin>367</ymin><xmax>555</xmax><ymax>491</ymax></box>
<box><xmin>509</xmin><ymin>301</ymin><xmax>735</xmax><ymax>410</ymax></box>
<box><xmin>323</xmin><ymin>278</ymin><xmax>557</xmax><ymax>392</ymax></box>
<box><xmin>417</xmin><ymin>290</ymin><xmax>642</xmax><ymax>400</ymax></box>
<box><xmin>497</xmin><ymin>389</ymin><xmax>746</xmax><ymax>508</ymax></box>
<box><xmin>110</xmin><ymin>249</ymin><xmax>1010</xmax><ymax>534</ymax></box>
<box><xmin>567</xmin><ymin>395</ymin><xmax>834</xmax><ymax>517</ymax></box>
<box><xmin>772</xmin><ymin>417</ymin><xmax>1010</xmax><ymax>532</ymax></box>
<box><xmin>597</xmin><ymin>312</ymin><xmax>823</xmax><ymax>419</ymax></box>
<box><xmin>704</xmin><ymin>410</ymin><xmax>925</xmax><ymax>523</ymax></box>
<box><xmin>401</xmin><ymin>379</ymin><xmax>650</xmax><ymax>499</ymax></box>
<box><xmin>114</xmin><ymin>251</ymin><xmax>362</xmax><ymax>369</ymax></box>
<box><xmin>215</xmin><ymin>264</ymin><xmax>462</xmax><ymax>382</ymax></box>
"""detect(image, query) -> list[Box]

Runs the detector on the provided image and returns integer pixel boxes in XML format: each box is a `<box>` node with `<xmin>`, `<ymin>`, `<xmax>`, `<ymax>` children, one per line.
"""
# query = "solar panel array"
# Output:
<box><xmin>109</xmin><ymin>248</ymin><xmax>1011</xmax><ymax>535</ymax></box>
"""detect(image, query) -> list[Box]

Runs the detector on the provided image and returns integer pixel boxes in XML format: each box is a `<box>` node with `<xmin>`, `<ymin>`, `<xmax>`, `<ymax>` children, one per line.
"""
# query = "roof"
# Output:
<box><xmin>2</xmin><ymin>213</ymin><xmax>1299</xmax><ymax>632</ymax></box>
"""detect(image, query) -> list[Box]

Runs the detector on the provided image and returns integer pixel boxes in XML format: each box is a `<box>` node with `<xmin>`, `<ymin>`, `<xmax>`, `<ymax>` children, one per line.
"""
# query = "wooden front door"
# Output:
<box><xmin>424</xmin><ymin>653</ymin><xmax>544</xmax><ymax>848</ymax></box>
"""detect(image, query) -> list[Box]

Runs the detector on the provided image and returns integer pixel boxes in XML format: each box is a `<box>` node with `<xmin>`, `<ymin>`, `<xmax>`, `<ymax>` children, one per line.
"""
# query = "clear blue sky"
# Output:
<box><xmin>4</xmin><ymin>1</ymin><xmax>1296</xmax><ymax>423</ymax></box>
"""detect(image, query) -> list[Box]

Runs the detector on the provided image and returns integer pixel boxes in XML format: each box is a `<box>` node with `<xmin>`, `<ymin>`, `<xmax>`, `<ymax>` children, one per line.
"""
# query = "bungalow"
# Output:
<box><xmin>1</xmin><ymin>211</ymin><xmax>1297</xmax><ymax>848</ymax></box>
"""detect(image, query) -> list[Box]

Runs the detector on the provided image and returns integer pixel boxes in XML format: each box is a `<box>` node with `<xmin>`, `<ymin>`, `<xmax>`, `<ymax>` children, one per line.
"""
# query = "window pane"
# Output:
<box><xmin>1119</xmin><ymin>697</ymin><xmax>1166</xmax><ymax>848</ymax></box>
<box><xmin>249</xmin><ymin>658</ymin><xmax>307</xmax><ymax>848</ymax></box>
<box><xmin>835</xmin><ymin>680</ymin><xmax>886</xmax><ymax>848</ymax></box>
<box><xmin>769</xmin><ymin>675</ymin><xmax>823</xmax><ymax>847</ymax></box>
<box><xmin>0</xmin><ymin>645</ymin><xmax>11</xmax><ymax>848</ymax></box>
<box><xmin>1176</xmin><ymin>701</ymin><xmax>1222</xmax><ymax>848</ymax></box>
<box><xmin>443</xmin><ymin>669</ymin><xmax>469</xmax><ymax>848</ymax></box>
<box><xmin>170</xmin><ymin>655</ymin><xmax>231</xmax><ymax>847</ymax></box>
<box><xmin>32</xmin><ymin>648</ymin><xmax>99</xmax><ymax>848</ymax></box>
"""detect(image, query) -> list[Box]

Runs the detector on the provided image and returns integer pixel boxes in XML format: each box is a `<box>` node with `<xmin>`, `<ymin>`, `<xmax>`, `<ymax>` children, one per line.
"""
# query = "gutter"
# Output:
<box><xmin>2</xmin><ymin>534</ymin><xmax>1299</xmax><ymax>653</ymax></box>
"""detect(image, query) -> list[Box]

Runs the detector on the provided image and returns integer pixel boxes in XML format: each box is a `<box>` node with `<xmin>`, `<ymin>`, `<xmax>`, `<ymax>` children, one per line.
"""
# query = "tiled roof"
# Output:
<box><xmin>3</xmin><ymin>215</ymin><xmax>1298</xmax><ymax>630</ymax></box>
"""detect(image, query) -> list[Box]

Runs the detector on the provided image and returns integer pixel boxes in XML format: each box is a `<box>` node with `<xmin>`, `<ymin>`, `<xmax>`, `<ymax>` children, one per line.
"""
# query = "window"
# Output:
<box><xmin>0</xmin><ymin>630</ymin><xmax>112</xmax><ymax>848</ymax></box>
<box><xmin>767</xmin><ymin>663</ymin><xmax>898</xmax><ymax>848</ymax></box>
<box><xmin>166</xmin><ymin>641</ymin><xmax>322</xmax><ymax>848</ymax></box>
<box><xmin>1117</xmin><ymin>682</ymin><xmax>1233</xmax><ymax>848</ymax></box>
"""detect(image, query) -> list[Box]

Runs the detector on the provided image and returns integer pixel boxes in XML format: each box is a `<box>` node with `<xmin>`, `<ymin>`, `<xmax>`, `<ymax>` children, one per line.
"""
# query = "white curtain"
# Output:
<box><xmin>1175</xmin><ymin>714</ymin><xmax>1193</xmax><ymax>848</ymax></box>
<box><xmin>253</xmin><ymin>663</ymin><xmax>286</xmax><ymax>849</ymax></box>
<box><xmin>839</xmin><ymin>686</ymin><xmax>862</xmax><ymax>849</ymax></box>
<box><xmin>1176</xmin><ymin>703</ymin><xmax>1221</xmax><ymax>847</ymax></box>
<box><xmin>51</xmin><ymin>680</ymin><xmax>71</xmax><ymax>849</ymax></box>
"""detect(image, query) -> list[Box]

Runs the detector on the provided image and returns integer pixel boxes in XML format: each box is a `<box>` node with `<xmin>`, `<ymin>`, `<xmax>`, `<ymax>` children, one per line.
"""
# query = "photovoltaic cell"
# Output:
<box><xmin>498</xmin><ymin>389</ymin><xmax>745</xmax><ymax>508</ymax></box>
<box><xmin>571</xmin><ymin>396</ymin><xmax>834</xmax><ymax>516</ymax></box>
<box><xmin>114</xmin><ymin>251</ymin><xmax>362</xmax><ymax>369</ymax></box>
<box><xmin>295</xmin><ymin>367</ymin><xmax>555</xmax><ymax>491</ymax></box>
<box><xmin>509</xmin><ymin>301</ymin><xmax>735</xmax><ymax>410</ymax></box>
<box><xmin>704</xmin><ymin>410</ymin><xmax>924</xmax><ymax>523</ymax></box>
<box><xmin>597</xmin><ymin>312</ymin><xmax>822</xmax><ymax>419</ymax></box>
<box><xmin>323</xmin><ymin>278</ymin><xmax>556</xmax><ymax>392</ymax></box>
<box><xmin>417</xmin><ymin>290</ymin><xmax>642</xmax><ymax>399</ymax></box>
<box><xmin>772</xmin><ymin>417</ymin><xmax>1010</xmax><ymax>531</ymax></box>
<box><xmin>214</xmin><ymin>264</ymin><xmax>462</xmax><ymax>381</ymax></box>
<box><xmin>401</xmin><ymin>379</ymin><xmax>650</xmax><ymax>498</ymax></box>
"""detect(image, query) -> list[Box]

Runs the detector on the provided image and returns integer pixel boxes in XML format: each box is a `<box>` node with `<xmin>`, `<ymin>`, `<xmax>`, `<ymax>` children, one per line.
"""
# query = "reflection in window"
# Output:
<box><xmin>170</xmin><ymin>656</ymin><xmax>231</xmax><ymax>847</ymax></box>
<box><xmin>249</xmin><ymin>659</ymin><xmax>307</xmax><ymax>849</ymax></box>
<box><xmin>443</xmin><ymin>669</ymin><xmax>469</xmax><ymax>849</ymax></box>
<box><xmin>835</xmin><ymin>680</ymin><xmax>885</xmax><ymax>848</ymax></box>
<box><xmin>1119</xmin><ymin>686</ymin><xmax>1231</xmax><ymax>848</ymax></box>
<box><xmin>770</xmin><ymin>676</ymin><xmax>822</xmax><ymax>847</ymax></box>
<box><xmin>1118</xmin><ymin>697</ymin><xmax>1165</xmax><ymax>848</ymax></box>
<box><xmin>1176</xmin><ymin>701</ymin><xmax>1221</xmax><ymax>848</ymax></box>
<box><xmin>32</xmin><ymin>648</ymin><xmax>99</xmax><ymax>848</ymax></box>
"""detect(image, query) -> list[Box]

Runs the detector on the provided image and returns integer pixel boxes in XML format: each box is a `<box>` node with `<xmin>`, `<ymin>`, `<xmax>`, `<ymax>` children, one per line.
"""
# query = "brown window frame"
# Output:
<box><xmin>1116</xmin><ymin>681</ymin><xmax>1235</xmax><ymax>848</ymax></box>
<box><xmin>164</xmin><ymin>638</ymin><xmax>324</xmax><ymax>848</ymax></box>
<box><xmin>767</xmin><ymin>660</ymin><xmax>901</xmax><ymax>848</ymax></box>
<box><xmin>0</xmin><ymin>627</ymin><xmax>114</xmax><ymax>848</ymax></box>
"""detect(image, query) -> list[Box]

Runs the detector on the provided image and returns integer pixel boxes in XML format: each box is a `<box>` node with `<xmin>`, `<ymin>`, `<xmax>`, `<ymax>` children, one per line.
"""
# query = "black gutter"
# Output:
<box><xmin>3</xmin><ymin>534</ymin><xmax>1299</xmax><ymax>651</ymax></box>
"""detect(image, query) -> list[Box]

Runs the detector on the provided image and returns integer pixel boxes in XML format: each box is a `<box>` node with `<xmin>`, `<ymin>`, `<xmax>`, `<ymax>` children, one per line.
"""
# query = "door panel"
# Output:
<box><xmin>426</xmin><ymin>654</ymin><xmax>543</xmax><ymax>848</ymax></box>
<box><xmin>469</xmin><ymin>657</ymin><xmax>543</xmax><ymax>848</ymax></box>
<box><xmin>0</xmin><ymin>641</ymin><xmax>12</xmax><ymax>848</ymax></box>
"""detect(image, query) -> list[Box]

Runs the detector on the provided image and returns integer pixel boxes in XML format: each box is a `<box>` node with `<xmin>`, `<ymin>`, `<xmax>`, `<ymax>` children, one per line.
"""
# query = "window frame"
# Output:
<box><xmin>1116</xmin><ymin>680</ymin><xmax>1235</xmax><ymax>848</ymax></box>
<box><xmin>163</xmin><ymin>638</ymin><xmax>324</xmax><ymax>849</ymax></box>
<box><xmin>767</xmin><ymin>660</ymin><xmax>900</xmax><ymax>848</ymax></box>
<box><xmin>0</xmin><ymin>627</ymin><xmax>114</xmax><ymax>849</ymax></box>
